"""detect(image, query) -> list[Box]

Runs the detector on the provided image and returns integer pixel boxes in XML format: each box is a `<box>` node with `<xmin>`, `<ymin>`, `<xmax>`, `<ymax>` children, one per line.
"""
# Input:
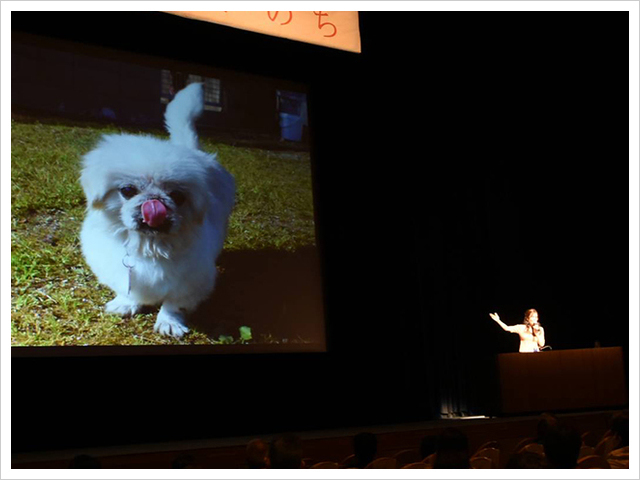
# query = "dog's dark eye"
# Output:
<box><xmin>169</xmin><ymin>191</ymin><xmax>186</xmax><ymax>206</ymax></box>
<box><xmin>119</xmin><ymin>186</ymin><xmax>138</xmax><ymax>199</ymax></box>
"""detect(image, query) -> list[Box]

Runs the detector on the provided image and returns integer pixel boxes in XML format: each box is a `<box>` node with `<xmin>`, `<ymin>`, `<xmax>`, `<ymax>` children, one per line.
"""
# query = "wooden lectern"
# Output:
<box><xmin>497</xmin><ymin>347</ymin><xmax>627</xmax><ymax>414</ymax></box>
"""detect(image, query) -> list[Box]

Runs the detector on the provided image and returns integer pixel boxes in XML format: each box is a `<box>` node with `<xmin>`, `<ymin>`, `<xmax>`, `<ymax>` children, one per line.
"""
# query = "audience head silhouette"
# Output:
<box><xmin>171</xmin><ymin>453</ymin><xmax>195</xmax><ymax>469</ymax></box>
<box><xmin>542</xmin><ymin>423</ymin><xmax>582</xmax><ymax>468</ymax></box>
<box><xmin>353</xmin><ymin>432</ymin><xmax>378</xmax><ymax>468</ymax></box>
<box><xmin>606</xmin><ymin>411</ymin><xmax>629</xmax><ymax>469</ymax></box>
<box><xmin>610</xmin><ymin>412</ymin><xmax>629</xmax><ymax>448</ymax></box>
<box><xmin>433</xmin><ymin>427</ymin><xmax>470</xmax><ymax>469</ymax></box>
<box><xmin>246</xmin><ymin>439</ymin><xmax>270</xmax><ymax>469</ymax></box>
<box><xmin>536</xmin><ymin>412</ymin><xmax>558</xmax><ymax>443</ymax></box>
<box><xmin>419</xmin><ymin>434</ymin><xmax>438</xmax><ymax>460</ymax></box>
<box><xmin>269</xmin><ymin>433</ymin><xmax>303</xmax><ymax>469</ymax></box>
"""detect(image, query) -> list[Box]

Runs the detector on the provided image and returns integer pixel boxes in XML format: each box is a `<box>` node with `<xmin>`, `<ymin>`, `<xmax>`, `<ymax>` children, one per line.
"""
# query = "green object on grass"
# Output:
<box><xmin>239</xmin><ymin>326</ymin><xmax>252</xmax><ymax>342</ymax></box>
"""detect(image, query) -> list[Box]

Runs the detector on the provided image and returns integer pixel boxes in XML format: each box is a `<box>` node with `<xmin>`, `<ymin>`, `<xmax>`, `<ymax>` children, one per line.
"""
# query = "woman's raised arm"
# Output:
<box><xmin>489</xmin><ymin>312</ymin><xmax>520</xmax><ymax>333</ymax></box>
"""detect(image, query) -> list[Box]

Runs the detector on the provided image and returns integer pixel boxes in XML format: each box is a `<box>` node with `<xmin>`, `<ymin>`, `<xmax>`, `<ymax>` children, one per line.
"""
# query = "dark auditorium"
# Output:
<box><xmin>8</xmin><ymin>6</ymin><xmax>634</xmax><ymax>475</ymax></box>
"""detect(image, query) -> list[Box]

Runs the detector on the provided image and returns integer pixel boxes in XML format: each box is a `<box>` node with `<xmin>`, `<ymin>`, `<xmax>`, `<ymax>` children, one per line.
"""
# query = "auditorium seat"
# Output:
<box><xmin>423</xmin><ymin>453</ymin><xmax>436</xmax><ymax>466</ymax></box>
<box><xmin>302</xmin><ymin>458</ymin><xmax>316</xmax><ymax>468</ymax></box>
<box><xmin>339</xmin><ymin>454</ymin><xmax>356</xmax><ymax>468</ymax></box>
<box><xmin>401</xmin><ymin>462</ymin><xmax>430</xmax><ymax>469</ymax></box>
<box><xmin>513</xmin><ymin>437</ymin><xmax>536</xmax><ymax>453</ymax></box>
<box><xmin>594</xmin><ymin>435</ymin><xmax>618</xmax><ymax>457</ymax></box>
<box><xmin>475</xmin><ymin>440</ymin><xmax>500</xmax><ymax>452</ymax></box>
<box><xmin>579</xmin><ymin>445</ymin><xmax>595</xmax><ymax>459</ymax></box>
<box><xmin>393</xmin><ymin>449</ymin><xmax>421</xmax><ymax>467</ymax></box>
<box><xmin>311</xmin><ymin>461</ymin><xmax>339</xmax><ymax>468</ymax></box>
<box><xmin>581</xmin><ymin>431</ymin><xmax>599</xmax><ymax>447</ymax></box>
<box><xmin>472</xmin><ymin>447</ymin><xmax>499</xmax><ymax>468</ymax></box>
<box><xmin>365</xmin><ymin>457</ymin><xmax>397</xmax><ymax>469</ymax></box>
<box><xmin>470</xmin><ymin>456</ymin><xmax>493</xmax><ymax>469</ymax></box>
<box><xmin>577</xmin><ymin>455</ymin><xmax>612</xmax><ymax>469</ymax></box>
<box><xmin>520</xmin><ymin>443</ymin><xmax>544</xmax><ymax>456</ymax></box>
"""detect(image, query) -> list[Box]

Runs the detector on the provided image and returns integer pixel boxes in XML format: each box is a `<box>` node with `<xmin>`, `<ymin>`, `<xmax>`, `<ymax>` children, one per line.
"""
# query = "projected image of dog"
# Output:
<box><xmin>79</xmin><ymin>83</ymin><xmax>235</xmax><ymax>338</ymax></box>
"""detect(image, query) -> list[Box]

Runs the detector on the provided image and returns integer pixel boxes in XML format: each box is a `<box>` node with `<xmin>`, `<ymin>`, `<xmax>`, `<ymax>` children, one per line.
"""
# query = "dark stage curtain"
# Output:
<box><xmin>412</xmin><ymin>164</ymin><xmax>526</xmax><ymax>418</ymax></box>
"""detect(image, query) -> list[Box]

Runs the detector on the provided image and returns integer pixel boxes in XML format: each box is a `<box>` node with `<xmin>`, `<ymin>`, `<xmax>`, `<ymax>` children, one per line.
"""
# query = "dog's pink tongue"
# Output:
<box><xmin>141</xmin><ymin>200</ymin><xmax>167</xmax><ymax>228</ymax></box>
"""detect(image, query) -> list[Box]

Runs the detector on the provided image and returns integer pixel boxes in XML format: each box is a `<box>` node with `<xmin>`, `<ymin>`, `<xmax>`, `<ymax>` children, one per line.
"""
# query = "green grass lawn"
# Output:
<box><xmin>11</xmin><ymin>118</ymin><xmax>317</xmax><ymax>346</ymax></box>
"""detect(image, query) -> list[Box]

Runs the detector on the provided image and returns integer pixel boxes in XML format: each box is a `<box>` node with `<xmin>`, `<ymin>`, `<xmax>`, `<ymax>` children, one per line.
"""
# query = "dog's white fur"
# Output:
<box><xmin>80</xmin><ymin>83</ymin><xmax>235</xmax><ymax>338</ymax></box>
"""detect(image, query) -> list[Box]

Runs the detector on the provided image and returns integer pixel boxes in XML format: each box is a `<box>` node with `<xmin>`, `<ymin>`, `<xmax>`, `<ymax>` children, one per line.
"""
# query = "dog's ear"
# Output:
<box><xmin>79</xmin><ymin>147</ymin><xmax>112</xmax><ymax>210</ymax></box>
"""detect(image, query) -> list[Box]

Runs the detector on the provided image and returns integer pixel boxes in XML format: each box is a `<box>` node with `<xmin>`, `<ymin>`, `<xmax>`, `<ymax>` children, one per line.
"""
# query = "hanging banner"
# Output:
<box><xmin>166</xmin><ymin>11</ymin><xmax>361</xmax><ymax>53</ymax></box>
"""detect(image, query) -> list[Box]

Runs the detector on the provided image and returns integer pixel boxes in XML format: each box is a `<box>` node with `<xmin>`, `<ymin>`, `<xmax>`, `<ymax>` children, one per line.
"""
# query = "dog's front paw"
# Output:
<box><xmin>106</xmin><ymin>296</ymin><xmax>142</xmax><ymax>317</ymax></box>
<box><xmin>154</xmin><ymin>308</ymin><xmax>189</xmax><ymax>338</ymax></box>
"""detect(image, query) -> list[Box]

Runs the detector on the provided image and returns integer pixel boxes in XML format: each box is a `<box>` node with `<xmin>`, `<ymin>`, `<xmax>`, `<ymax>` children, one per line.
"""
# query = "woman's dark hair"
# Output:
<box><xmin>524</xmin><ymin>308</ymin><xmax>539</xmax><ymax>325</ymax></box>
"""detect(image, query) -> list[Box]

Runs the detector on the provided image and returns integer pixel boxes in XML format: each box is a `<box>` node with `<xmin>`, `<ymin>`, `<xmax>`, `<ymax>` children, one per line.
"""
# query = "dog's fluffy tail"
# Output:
<box><xmin>164</xmin><ymin>83</ymin><xmax>204</xmax><ymax>150</ymax></box>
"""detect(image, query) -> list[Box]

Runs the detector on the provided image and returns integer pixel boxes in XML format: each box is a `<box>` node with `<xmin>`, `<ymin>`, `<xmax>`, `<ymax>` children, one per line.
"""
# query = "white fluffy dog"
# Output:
<box><xmin>80</xmin><ymin>83</ymin><xmax>235</xmax><ymax>338</ymax></box>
